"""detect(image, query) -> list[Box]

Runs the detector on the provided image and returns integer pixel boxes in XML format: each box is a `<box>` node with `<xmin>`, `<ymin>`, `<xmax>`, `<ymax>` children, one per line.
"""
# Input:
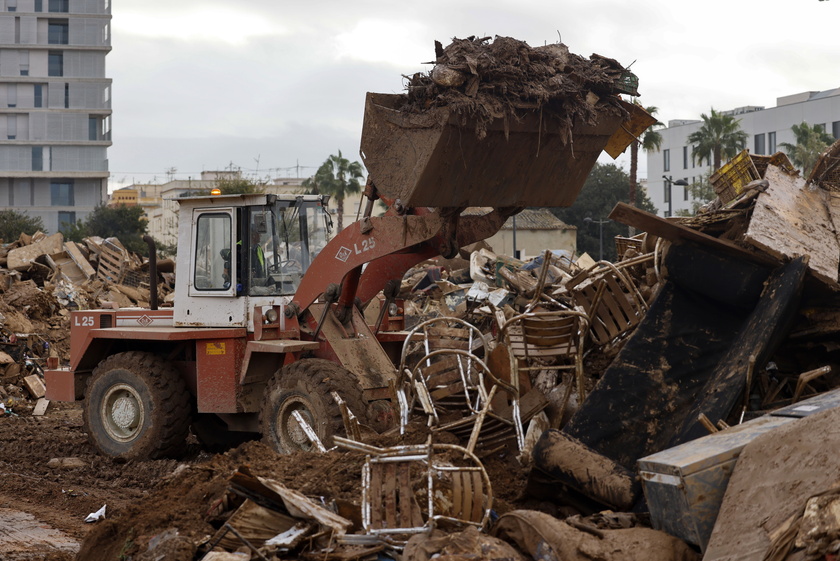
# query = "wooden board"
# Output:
<box><xmin>704</xmin><ymin>406</ymin><xmax>840</xmax><ymax>561</ymax></box>
<box><xmin>64</xmin><ymin>242</ymin><xmax>96</xmax><ymax>279</ymax></box>
<box><xmin>745</xmin><ymin>165</ymin><xmax>839</xmax><ymax>285</ymax></box>
<box><xmin>608</xmin><ymin>203</ymin><xmax>776</xmax><ymax>266</ymax></box>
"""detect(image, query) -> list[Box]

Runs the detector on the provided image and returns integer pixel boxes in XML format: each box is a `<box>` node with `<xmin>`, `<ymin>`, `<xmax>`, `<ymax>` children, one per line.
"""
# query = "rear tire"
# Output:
<box><xmin>260</xmin><ymin>359</ymin><xmax>367</xmax><ymax>454</ymax></box>
<box><xmin>84</xmin><ymin>351</ymin><xmax>192</xmax><ymax>460</ymax></box>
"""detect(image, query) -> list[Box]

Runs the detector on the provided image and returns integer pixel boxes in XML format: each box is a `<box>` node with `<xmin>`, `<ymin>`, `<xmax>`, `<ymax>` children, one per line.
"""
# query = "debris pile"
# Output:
<box><xmin>0</xmin><ymin>231</ymin><xmax>171</xmax><ymax>415</ymax></box>
<box><xmin>402</xmin><ymin>35</ymin><xmax>633</xmax><ymax>138</ymax></box>
<box><xmin>7</xmin><ymin>35</ymin><xmax>840</xmax><ymax>561</ymax></box>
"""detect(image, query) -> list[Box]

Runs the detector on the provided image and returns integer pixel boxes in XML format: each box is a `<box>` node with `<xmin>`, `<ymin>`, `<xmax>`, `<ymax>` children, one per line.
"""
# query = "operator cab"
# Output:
<box><xmin>173</xmin><ymin>193</ymin><xmax>331</xmax><ymax>329</ymax></box>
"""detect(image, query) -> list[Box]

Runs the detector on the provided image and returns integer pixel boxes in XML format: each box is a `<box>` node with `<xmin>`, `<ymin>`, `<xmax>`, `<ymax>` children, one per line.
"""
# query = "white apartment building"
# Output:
<box><xmin>0</xmin><ymin>0</ymin><xmax>111</xmax><ymax>233</ymax></box>
<box><xmin>647</xmin><ymin>87</ymin><xmax>840</xmax><ymax>216</ymax></box>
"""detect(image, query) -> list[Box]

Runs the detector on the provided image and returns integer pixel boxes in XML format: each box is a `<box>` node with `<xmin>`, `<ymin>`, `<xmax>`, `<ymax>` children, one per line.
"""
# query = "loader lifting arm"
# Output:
<box><xmin>291</xmin><ymin>188</ymin><xmax>519</xmax><ymax>317</ymax></box>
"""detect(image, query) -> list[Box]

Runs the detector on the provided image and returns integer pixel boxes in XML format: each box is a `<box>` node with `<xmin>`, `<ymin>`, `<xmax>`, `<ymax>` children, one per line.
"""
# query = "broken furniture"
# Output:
<box><xmin>397</xmin><ymin>317</ymin><xmax>490</xmax><ymax>375</ymax></box>
<box><xmin>396</xmin><ymin>317</ymin><xmax>490</xmax><ymax>432</ymax></box>
<box><xmin>405</xmin><ymin>348</ymin><xmax>525</xmax><ymax>456</ymax></box>
<box><xmin>335</xmin><ymin>438</ymin><xmax>493</xmax><ymax>537</ymax></box>
<box><xmin>566</xmin><ymin>260</ymin><xmax>647</xmax><ymax>348</ymax></box>
<box><xmin>702</xmin><ymin>397</ymin><xmax>840</xmax><ymax>561</ymax></box>
<box><xmin>639</xmin><ymin>387</ymin><xmax>840</xmax><ymax>553</ymax></box>
<box><xmin>530</xmin><ymin>239</ymin><xmax>808</xmax><ymax>512</ymax></box>
<box><xmin>499</xmin><ymin>310</ymin><xmax>588</xmax><ymax>407</ymax></box>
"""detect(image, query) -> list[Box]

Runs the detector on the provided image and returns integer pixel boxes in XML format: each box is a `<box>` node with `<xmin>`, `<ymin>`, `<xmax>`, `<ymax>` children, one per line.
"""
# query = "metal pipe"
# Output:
<box><xmin>142</xmin><ymin>235</ymin><xmax>158</xmax><ymax>311</ymax></box>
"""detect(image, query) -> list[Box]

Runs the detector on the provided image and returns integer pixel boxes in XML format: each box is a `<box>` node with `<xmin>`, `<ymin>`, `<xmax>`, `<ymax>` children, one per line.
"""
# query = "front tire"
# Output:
<box><xmin>84</xmin><ymin>352</ymin><xmax>192</xmax><ymax>460</ymax></box>
<box><xmin>260</xmin><ymin>359</ymin><xmax>367</xmax><ymax>454</ymax></box>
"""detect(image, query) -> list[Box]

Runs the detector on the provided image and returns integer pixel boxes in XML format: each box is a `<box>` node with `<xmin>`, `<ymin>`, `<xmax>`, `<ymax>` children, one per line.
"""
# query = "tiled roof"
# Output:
<box><xmin>462</xmin><ymin>207</ymin><xmax>575</xmax><ymax>230</ymax></box>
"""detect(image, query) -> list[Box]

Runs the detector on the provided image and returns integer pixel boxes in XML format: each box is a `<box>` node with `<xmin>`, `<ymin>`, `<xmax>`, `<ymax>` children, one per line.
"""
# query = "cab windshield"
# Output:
<box><xmin>248</xmin><ymin>199</ymin><xmax>330</xmax><ymax>296</ymax></box>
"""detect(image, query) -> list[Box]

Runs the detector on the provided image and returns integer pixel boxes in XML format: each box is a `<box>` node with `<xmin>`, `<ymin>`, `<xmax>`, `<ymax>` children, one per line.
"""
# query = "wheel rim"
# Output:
<box><xmin>100</xmin><ymin>383</ymin><xmax>145</xmax><ymax>442</ymax></box>
<box><xmin>276</xmin><ymin>396</ymin><xmax>317</xmax><ymax>451</ymax></box>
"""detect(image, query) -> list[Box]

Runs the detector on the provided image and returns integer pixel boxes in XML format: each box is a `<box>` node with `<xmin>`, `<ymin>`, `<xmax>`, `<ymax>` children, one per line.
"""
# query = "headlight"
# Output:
<box><xmin>265</xmin><ymin>308</ymin><xmax>279</xmax><ymax>323</ymax></box>
<box><xmin>389</xmin><ymin>303</ymin><xmax>399</xmax><ymax>317</ymax></box>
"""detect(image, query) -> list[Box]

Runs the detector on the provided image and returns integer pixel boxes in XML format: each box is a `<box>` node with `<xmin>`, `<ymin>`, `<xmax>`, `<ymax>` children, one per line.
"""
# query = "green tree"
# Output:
<box><xmin>551</xmin><ymin>163</ymin><xmax>656</xmax><ymax>261</ymax></box>
<box><xmin>629</xmin><ymin>103</ymin><xmax>662</xmax><ymax>208</ymax></box>
<box><xmin>64</xmin><ymin>204</ymin><xmax>149</xmax><ymax>255</ymax></box>
<box><xmin>0</xmin><ymin>209</ymin><xmax>45</xmax><ymax>243</ymax></box>
<box><xmin>215</xmin><ymin>176</ymin><xmax>265</xmax><ymax>195</ymax></box>
<box><xmin>779</xmin><ymin>122</ymin><xmax>835</xmax><ymax>176</ymax></box>
<box><xmin>302</xmin><ymin>151</ymin><xmax>364</xmax><ymax>232</ymax></box>
<box><xmin>675</xmin><ymin>172</ymin><xmax>715</xmax><ymax>216</ymax></box>
<box><xmin>688</xmin><ymin>108</ymin><xmax>748</xmax><ymax>170</ymax></box>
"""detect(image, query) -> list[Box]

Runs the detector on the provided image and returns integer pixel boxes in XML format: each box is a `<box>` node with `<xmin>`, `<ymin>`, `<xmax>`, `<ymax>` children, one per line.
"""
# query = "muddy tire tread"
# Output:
<box><xmin>84</xmin><ymin>351</ymin><xmax>191</xmax><ymax>459</ymax></box>
<box><xmin>260</xmin><ymin>358</ymin><xmax>368</xmax><ymax>453</ymax></box>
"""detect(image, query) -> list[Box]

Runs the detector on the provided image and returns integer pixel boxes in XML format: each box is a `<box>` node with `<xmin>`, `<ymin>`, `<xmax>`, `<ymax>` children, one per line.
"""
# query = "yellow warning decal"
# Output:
<box><xmin>206</xmin><ymin>342</ymin><xmax>226</xmax><ymax>355</ymax></box>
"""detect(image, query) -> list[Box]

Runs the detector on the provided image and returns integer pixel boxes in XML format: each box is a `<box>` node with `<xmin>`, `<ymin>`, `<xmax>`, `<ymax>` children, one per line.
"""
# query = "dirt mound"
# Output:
<box><xmin>75</xmin><ymin>423</ymin><xmax>532</xmax><ymax>560</ymax></box>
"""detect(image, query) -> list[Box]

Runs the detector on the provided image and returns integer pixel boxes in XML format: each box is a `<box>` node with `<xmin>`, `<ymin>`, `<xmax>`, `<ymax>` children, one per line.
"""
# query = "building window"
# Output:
<box><xmin>769</xmin><ymin>131</ymin><xmax>777</xmax><ymax>153</ymax></box>
<box><xmin>51</xmin><ymin>181</ymin><xmax>73</xmax><ymax>206</ymax></box>
<box><xmin>682</xmin><ymin>146</ymin><xmax>688</xmax><ymax>169</ymax></box>
<box><xmin>754</xmin><ymin>133</ymin><xmax>766</xmax><ymax>155</ymax></box>
<box><xmin>816</xmin><ymin>123</ymin><xmax>827</xmax><ymax>134</ymax></box>
<box><xmin>663</xmin><ymin>183</ymin><xmax>671</xmax><ymax>204</ymax></box>
<box><xmin>7</xmin><ymin>115</ymin><xmax>16</xmax><ymax>140</ymax></box>
<box><xmin>89</xmin><ymin>116</ymin><xmax>98</xmax><ymax>140</ymax></box>
<box><xmin>833</xmin><ymin>122</ymin><xmax>840</xmax><ymax>140</ymax></box>
<box><xmin>34</xmin><ymin>84</ymin><xmax>43</xmax><ymax>107</ymax></box>
<box><xmin>684</xmin><ymin>179</ymin><xmax>689</xmax><ymax>201</ymax></box>
<box><xmin>19</xmin><ymin>50</ymin><xmax>28</xmax><ymax>76</ymax></box>
<box><xmin>35</xmin><ymin>0</ymin><xmax>42</xmax><ymax>11</ymax></box>
<box><xmin>32</xmin><ymin>147</ymin><xmax>43</xmax><ymax>171</ymax></box>
<box><xmin>58</xmin><ymin>211</ymin><xmax>75</xmax><ymax>232</ymax></box>
<box><xmin>48</xmin><ymin>20</ymin><xmax>69</xmax><ymax>44</ymax></box>
<box><xmin>64</xmin><ymin>82</ymin><xmax>69</xmax><ymax>108</ymax></box>
<box><xmin>48</xmin><ymin>51</ymin><xmax>63</xmax><ymax>76</ymax></box>
<box><xmin>7</xmin><ymin>84</ymin><xmax>16</xmax><ymax>108</ymax></box>
<box><xmin>663</xmin><ymin>149</ymin><xmax>670</xmax><ymax>172</ymax></box>
<box><xmin>7</xmin><ymin>0</ymin><xmax>16</xmax><ymax>11</ymax></box>
<box><xmin>48</xmin><ymin>0</ymin><xmax>68</xmax><ymax>12</ymax></box>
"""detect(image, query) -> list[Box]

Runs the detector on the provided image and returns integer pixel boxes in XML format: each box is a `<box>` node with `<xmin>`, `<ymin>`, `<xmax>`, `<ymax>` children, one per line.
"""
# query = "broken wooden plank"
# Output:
<box><xmin>32</xmin><ymin>397</ymin><xmax>49</xmax><ymax>416</ymax></box>
<box><xmin>609</xmin><ymin>203</ymin><xmax>777</xmax><ymax>266</ymax></box>
<box><xmin>745</xmin><ymin>165</ymin><xmax>839</xmax><ymax>286</ymax></box>
<box><xmin>64</xmin><ymin>242</ymin><xmax>96</xmax><ymax>279</ymax></box>
<box><xmin>23</xmin><ymin>374</ymin><xmax>46</xmax><ymax>399</ymax></box>
<box><xmin>46</xmin><ymin>251</ymin><xmax>87</xmax><ymax>284</ymax></box>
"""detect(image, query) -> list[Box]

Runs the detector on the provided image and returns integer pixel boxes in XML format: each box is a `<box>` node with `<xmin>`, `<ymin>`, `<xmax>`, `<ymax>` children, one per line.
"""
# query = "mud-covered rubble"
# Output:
<box><xmin>0</xmin><ymin>231</ymin><xmax>171</xmax><ymax>417</ymax></box>
<box><xmin>9</xmin><ymin>36</ymin><xmax>840</xmax><ymax>561</ymax></box>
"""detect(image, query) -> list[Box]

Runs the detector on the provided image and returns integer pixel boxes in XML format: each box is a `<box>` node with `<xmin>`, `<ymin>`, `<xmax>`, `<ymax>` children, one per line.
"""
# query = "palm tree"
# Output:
<box><xmin>302</xmin><ymin>151</ymin><xmax>364</xmax><ymax>232</ymax></box>
<box><xmin>629</xmin><ymin>103</ymin><xmax>662</xmax><ymax>207</ymax></box>
<box><xmin>779</xmin><ymin>122</ymin><xmax>834</xmax><ymax>176</ymax></box>
<box><xmin>687</xmin><ymin>108</ymin><xmax>748</xmax><ymax>170</ymax></box>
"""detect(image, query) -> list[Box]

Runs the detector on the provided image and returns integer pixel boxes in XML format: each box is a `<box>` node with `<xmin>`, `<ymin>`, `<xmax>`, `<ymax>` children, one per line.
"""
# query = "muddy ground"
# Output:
<box><xmin>0</xmin><ymin>402</ymin><xmax>532</xmax><ymax>561</ymax></box>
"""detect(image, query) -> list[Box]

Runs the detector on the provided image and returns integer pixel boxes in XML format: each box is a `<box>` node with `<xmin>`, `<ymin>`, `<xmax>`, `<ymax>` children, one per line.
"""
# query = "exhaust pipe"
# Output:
<box><xmin>143</xmin><ymin>235</ymin><xmax>158</xmax><ymax>311</ymax></box>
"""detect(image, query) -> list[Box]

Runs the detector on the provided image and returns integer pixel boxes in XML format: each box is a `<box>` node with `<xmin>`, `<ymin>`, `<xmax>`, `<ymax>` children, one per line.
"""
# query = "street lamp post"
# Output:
<box><xmin>662</xmin><ymin>175</ymin><xmax>689</xmax><ymax>217</ymax></box>
<box><xmin>584</xmin><ymin>216</ymin><xmax>609</xmax><ymax>261</ymax></box>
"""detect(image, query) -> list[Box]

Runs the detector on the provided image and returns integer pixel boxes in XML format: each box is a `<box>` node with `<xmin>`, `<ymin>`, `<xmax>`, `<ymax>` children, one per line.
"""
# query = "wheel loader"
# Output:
<box><xmin>45</xmin><ymin>91</ymin><xmax>650</xmax><ymax>459</ymax></box>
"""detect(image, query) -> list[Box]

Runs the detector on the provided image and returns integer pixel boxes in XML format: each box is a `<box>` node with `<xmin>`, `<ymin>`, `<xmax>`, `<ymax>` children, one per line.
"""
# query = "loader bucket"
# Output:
<box><xmin>360</xmin><ymin>92</ymin><xmax>636</xmax><ymax>209</ymax></box>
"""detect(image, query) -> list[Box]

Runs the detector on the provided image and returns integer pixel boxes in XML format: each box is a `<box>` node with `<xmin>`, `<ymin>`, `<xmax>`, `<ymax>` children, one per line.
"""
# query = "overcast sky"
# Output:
<box><xmin>109</xmin><ymin>0</ymin><xmax>840</xmax><ymax>191</ymax></box>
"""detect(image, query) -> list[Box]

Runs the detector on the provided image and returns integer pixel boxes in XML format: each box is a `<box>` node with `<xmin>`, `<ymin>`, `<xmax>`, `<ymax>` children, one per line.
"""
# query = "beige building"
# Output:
<box><xmin>467</xmin><ymin>208</ymin><xmax>577</xmax><ymax>260</ymax></box>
